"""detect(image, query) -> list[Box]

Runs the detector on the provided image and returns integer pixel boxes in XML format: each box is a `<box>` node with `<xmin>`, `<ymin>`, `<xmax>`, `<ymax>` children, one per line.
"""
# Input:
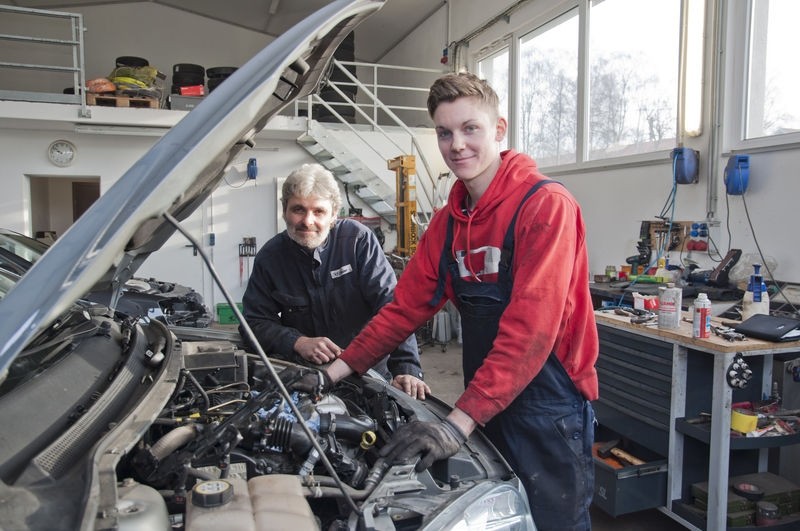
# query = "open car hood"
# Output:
<box><xmin>0</xmin><ymin>0</ymin><xmax>385</xmax><ymax>375</ymax></box>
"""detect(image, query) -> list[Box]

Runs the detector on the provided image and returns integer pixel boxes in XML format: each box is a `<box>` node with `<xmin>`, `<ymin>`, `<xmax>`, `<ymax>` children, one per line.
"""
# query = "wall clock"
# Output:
<box><xmin>47</xmin><ymin>139</ymin><xmax>76</xmax><ymax>167</ymax></box>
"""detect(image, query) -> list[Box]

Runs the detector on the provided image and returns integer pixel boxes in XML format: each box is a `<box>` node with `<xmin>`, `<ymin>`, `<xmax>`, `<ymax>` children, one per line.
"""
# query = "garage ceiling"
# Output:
<box><xmin>3</xmin><ymin>0</ymin><xmax>444</xmax><ymax>63</ymax></box>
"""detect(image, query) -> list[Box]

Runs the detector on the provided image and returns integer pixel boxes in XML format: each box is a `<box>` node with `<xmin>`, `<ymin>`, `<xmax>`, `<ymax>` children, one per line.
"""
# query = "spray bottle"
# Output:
<box><xmin>741</xmin><ymin>263</ymin><xmax>770</xmax><ymax>321</ymax></box>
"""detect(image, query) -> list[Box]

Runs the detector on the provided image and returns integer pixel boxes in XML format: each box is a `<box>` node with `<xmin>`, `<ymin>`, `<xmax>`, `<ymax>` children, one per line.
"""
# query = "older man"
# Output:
<box><xmin>241</xmin><ymin>163</ymin><xmax>429</xmax><ymax>398</ymax></box>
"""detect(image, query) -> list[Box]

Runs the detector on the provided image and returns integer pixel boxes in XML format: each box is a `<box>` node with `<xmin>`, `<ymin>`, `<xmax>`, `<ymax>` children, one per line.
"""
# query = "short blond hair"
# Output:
<box><xmin>427</xmin><ymin>72</ymin><xmax>500</xmax><ymax>118</ymax></box>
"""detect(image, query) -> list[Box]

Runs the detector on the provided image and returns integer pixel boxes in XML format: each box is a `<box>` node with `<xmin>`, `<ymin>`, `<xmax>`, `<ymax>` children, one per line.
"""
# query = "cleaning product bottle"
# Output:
<box><xmin>692</xmin><ymin>292</ymin><xmax>711</xmax><ymax>338</ymax></box>
<box><xmin>741</xmin><ymin>263</ymin><xmax>770</xmax><ymax>321</ymax></box>
<box><xmin>658</xmin><ymin>282</ymin><xmax>682</xmax><ymax>329</ymax></box>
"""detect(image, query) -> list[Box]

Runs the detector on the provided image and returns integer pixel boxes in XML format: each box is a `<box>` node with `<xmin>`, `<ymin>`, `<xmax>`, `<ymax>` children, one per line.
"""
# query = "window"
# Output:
<box><xmin>519</xmin><ymin>10</ymin><xmax>579</xmax><ymax>165</ymax></box>
<box><xmin>587</xmin><ymin>0</ymin><xmax>680</xmax><ymax>160</ymax></box>
<box><xmin>483</xmin><ymin>0</ymin><xmax>683</xmax><ymax>168</ymax></box>
<box><xmin>477</xmin><ymin>46</ymin><xmax>510</xmax><ymax>151</ymax></box>
<box><xmin>745</xmin><ymin>0</ymin><xmax>800</xmax><ymax>140</ymax></box>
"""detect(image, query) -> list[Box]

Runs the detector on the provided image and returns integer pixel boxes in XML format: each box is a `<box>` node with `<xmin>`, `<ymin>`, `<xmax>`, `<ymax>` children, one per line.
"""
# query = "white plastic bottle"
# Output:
<box><xmin>741</xmin><ymin>264</ymin><xmax>770</xmax><ymax>321</ymax></box>
<box><xmin>693</xmin><ymin>293</ymin><xmax>711</xmax><ymax>338</ymax></box>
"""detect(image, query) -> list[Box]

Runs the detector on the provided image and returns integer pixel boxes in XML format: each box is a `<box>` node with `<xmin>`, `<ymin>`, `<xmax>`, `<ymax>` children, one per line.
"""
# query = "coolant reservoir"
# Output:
<box><xmin>185</xmin><ymin>475</ymin><xmax>317</xmax><ymax>531</ymax></box>
<box><xmin>186</xmin><ymin>478</ymin><xmax>255</xmax><ymax>531</ymax></box>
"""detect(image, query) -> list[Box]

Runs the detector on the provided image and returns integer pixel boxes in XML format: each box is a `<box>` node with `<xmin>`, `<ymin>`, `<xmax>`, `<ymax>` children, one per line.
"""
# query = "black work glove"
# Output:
<box><xmin>278</xmin><ymin>366</ymin><xmax>332</xmax><ymax>400</ymax></box>
<box><xmin>379</xmin><ymin>419</ymin><xmax>467</xmax><ymax>472</ymax></box>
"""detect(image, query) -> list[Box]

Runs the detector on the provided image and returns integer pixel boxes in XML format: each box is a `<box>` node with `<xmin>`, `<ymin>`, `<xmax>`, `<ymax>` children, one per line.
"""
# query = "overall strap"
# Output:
<box><xmin>499</xmin><ymin>179</ymin><xmax>559</xmax><ymax>271</ymax></box>
<box><xmin>428</xmin><ymin>215</ymin><xmax>456</xmax><ymax>307</ymax></box>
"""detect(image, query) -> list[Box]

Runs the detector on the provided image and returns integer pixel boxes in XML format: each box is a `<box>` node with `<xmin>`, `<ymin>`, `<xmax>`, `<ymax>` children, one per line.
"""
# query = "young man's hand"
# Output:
<box><xmin>294</xmin><ymin>336</ymin><xmax>342</xmax><ymax>364</ymax></box>
<box><xmin>391</xmin><ymin>375</ymin><xmax>431</xmax><ymax>400</ymax></box>
<box><xmin>379</xmin><ymin>419</ymin><xmax>467</xmax><ymax>472</ymax></box>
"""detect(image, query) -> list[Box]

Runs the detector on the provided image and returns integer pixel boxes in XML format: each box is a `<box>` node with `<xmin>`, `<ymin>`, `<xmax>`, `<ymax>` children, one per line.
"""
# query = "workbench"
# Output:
<box><xmin>594</xmin><ymin>310</ymin><xmax>800</xmax><ymax>530</ymax></box>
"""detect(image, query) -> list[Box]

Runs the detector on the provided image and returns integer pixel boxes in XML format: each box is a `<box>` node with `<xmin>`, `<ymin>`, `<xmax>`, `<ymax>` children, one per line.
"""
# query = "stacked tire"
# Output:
<box><xmin>316</xmin><ymin>32</ymin><xmax>357</xmax><ymax>123</ymax></box>
<box><xmin>207</xmin><ymin>67</ymin><xmax>237</xmax><ymax>93</ymax></box>
<box><xmin>116</xmin><ymin>56</ymin><xmax>149</xmax><ymax>68</ymax></box>
<box><xmin>171</xmin><ymin>63</ymin><xmax>205</xmax><ymax>95</ymax></box>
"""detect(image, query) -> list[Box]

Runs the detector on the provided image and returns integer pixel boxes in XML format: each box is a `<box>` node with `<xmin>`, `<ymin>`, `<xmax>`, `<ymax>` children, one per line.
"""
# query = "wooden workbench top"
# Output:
<box><xmin>594</xmin><ymin>309</ymin><xmax>800</xmax><ymax>354</ymax></box>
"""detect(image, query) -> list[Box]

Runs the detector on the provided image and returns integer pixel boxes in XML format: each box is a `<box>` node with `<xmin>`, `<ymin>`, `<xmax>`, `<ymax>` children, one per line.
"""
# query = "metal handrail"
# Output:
<box><xmin>0</xmin><ymin>4</ymin><xmax>89</xmax><ymax>117</ymax></box>
<box><xmin>296</xmin><ymin>60</ymin><xmax>446</xmax><ymax>216</ymax></box>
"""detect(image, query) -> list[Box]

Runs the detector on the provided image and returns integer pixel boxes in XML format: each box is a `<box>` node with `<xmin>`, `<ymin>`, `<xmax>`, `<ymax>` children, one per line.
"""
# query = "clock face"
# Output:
<box><xmin>48</xmin><ymin>140</ymin><xmax>76</xmax><ymax>167</ymax></box>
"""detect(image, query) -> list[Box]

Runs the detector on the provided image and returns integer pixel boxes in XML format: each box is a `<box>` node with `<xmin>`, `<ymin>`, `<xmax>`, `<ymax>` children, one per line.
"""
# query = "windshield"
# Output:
<box><xmin>0</xmin><ymin>231</ymin><xmax>48</xmax><ymax>264</ymax></box>
<box><xmin>0</xmin><ymin>270</ymin><xmax>18</xmax><ymax>299</ymax></box>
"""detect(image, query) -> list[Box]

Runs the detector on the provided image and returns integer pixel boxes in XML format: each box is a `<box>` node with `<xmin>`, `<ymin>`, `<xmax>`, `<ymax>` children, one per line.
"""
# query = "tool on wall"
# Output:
<box><xmin>672</xmin><ymin>146</ymin><xmax>699</xmax><ymax>184</ymax></box>
<box><xmin>238</xmin><ymin>236</ymin><xmax>257</xmax><ymax>286</ymax></box>
<box><xmin>724</xmin><ymin>154</ymin><xmax>750</xmax><ymax>195</ymax></box>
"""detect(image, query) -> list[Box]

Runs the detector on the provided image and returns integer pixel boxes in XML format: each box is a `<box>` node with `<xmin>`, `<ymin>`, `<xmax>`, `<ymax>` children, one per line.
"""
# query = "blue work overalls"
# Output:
<box><xmin>430</xmin><ymin>181</ymin><xmax>595</xmax><ymax>530</ymax></box>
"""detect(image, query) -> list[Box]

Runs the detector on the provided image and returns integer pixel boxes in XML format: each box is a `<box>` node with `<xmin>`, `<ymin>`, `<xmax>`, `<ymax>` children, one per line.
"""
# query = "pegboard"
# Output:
<box><xmin>645</xmin><ymin>220</ymin><xmax>691</xmax><ymax>253</ymax></box>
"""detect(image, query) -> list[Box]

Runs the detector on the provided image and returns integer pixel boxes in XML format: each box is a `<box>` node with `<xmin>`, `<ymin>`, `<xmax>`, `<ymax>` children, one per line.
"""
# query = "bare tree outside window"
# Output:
<box><xmin>519</xmin><ymin>11</ymin><xmax>578</xmax><ymax>165</ymax></box>
<box><xmin>588</xmin><ymin>0</ymin><xmax>679</xmax><ymax>160</ymax></box>
<box><xmin>516</xmin><ymin>0</ymin><xmax>680</xmax><ymax>166</ymax></box>
<box><xmin>746</xmin><ymin>0</ymin><xmax>800</xmax><ymax>139</ymax></box>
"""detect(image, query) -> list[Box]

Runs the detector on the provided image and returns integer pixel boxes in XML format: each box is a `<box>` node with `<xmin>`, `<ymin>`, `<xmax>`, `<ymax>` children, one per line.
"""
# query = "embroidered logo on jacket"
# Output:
<box><xmin>455</xmin><ymin>246</ymin><xmax>501</xmax><ymax>278</ymax></box>
<box><xmin>330</xmin><ymin>264</ymin><xmax>353</xmax><ymax>278</ymax></box>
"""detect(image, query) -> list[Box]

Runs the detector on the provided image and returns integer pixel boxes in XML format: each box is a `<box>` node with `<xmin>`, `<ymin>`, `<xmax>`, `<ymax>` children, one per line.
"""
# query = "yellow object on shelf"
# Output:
<box><xmin>730</xmin><ymin>409</ymin><xmax>758</xmax><ymax>434</ymax></box>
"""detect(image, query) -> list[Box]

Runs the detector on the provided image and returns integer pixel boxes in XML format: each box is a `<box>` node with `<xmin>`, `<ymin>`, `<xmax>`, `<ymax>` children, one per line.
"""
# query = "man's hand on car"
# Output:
<box><xmin>294</xmin><ymin>336</ymin><xmax>342</xmax><ymax>364</ymax></box>
<box><xmin>279</xmin><ymin>366</ymin><xmax>332</xmax><ymax>400</ymax></box>
<box><xmin>391</xmin><ymin>374</ymin><xmax>431</xmax><ymax>400</ymax></box>
<box><xmin>379</xmin><ymin>419</ymin><xmax>467</xmax><ymax>472</ymax></box>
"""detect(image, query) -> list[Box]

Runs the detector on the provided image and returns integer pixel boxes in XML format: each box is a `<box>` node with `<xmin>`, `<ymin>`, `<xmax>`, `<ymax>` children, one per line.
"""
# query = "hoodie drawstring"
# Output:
<box><xmin>453</xmin><ymin>211</ymin><xmax>482</xmax><ymax>282</ymax></box>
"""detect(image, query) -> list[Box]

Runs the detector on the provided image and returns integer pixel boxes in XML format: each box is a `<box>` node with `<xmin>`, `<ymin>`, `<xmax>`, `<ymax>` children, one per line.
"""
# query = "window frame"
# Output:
<box><xmin>722</xmin><ymin>0</ymin><xmax>800</xmax><ymax>154</ymax></box>
<box><xmin>467</xmin><ymin>0</ymin><xmax>692</xmax><ymax>173</ymax></box>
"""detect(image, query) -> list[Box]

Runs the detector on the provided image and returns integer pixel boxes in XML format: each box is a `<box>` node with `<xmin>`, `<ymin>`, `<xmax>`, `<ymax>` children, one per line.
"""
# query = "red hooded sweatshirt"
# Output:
<box><xmin>340</xmin><ymin>150</ymin><xmax>599</xmax><ymax>425</ymax></box>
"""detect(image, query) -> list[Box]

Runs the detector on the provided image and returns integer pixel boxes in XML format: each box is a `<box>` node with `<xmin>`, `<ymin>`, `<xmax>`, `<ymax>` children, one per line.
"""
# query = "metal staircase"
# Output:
<box><xmin>297</xmin><ymin>118</ymin><xmax>397</xmax><ymax>225</ymax></box>
<box><xmin>294</xmin><ymin>60</ymin><xmax>446</xmax><ymax>228</ymax></box>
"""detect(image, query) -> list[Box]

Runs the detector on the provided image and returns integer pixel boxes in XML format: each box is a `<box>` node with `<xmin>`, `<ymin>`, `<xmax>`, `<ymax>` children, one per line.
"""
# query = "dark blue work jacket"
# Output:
<box><xmin>241</xmin><ymin>218</ymin><xmax>422</xmax><ymax>379</ymax></box>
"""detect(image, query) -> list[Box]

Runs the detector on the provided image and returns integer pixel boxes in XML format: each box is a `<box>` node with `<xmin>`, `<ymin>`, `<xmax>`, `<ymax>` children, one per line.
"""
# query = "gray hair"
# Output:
<box><xmin>281</xmin><ymin>163</ymin><xmax>342</xmax><ymax>215</ymax></box>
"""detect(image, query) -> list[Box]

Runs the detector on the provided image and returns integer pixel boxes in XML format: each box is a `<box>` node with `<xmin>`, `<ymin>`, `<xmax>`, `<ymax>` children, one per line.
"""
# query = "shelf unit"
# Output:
<box><xmin>594</xmin><ymin>310</ymin><xmax>800</xmax><ymax>530</ymax></box>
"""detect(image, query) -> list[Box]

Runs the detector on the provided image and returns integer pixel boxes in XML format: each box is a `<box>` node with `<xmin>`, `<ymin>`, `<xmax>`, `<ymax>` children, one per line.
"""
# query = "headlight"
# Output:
<box><xmin>424</xmin><ymin>482</ymin><xmax>536</xmax><ymax>531</ymax></box>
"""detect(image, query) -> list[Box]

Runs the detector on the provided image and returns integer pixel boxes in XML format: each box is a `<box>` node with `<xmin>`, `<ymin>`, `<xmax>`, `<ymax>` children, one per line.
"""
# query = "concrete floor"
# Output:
<box><xmin>418</xmin><ymin>340</ymin><xmax>687</xmax><ymax>531</ymax></box>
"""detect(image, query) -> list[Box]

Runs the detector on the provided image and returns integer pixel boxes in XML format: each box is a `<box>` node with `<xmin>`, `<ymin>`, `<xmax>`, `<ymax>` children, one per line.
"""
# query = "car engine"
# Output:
<box><xmin>110</xmin><ymin>335</ymin><xmax>507</xmax><ymax>531</ymax></box>
<box><xmin>0</xmin><ymin>309</ymin><xmax>528</xmax><ymax>531</ymax></box>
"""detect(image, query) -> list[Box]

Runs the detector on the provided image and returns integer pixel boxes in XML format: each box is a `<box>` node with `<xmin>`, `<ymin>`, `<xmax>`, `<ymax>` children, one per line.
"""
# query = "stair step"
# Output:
<box><xmin>297</xmin><ymin>120</ymin><xmax>399</xmax><ymax>225</ymax></box>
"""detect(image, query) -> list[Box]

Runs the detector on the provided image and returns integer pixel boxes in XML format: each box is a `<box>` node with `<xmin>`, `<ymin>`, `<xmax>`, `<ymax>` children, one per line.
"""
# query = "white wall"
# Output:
<box><xmin>0</xmin><ymin>99</ymin><xmax>438</xmax><ymax>312</ymax></box>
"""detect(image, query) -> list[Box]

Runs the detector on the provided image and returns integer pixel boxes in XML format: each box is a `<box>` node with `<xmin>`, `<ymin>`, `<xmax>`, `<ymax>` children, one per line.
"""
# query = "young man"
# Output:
<box><xmin>292</xmin><ymin>73</ymin><xmax>599</xmax><ymax>530</ymax></box>
<box><xmin>241</xmin><ymin>163</ymin><xmax>429</xmax><ymax>399</ymax></box>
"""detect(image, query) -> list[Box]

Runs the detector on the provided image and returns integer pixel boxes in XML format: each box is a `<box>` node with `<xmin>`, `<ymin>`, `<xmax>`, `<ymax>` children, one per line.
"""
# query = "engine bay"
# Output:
<box><xmin>113</xmin><ymin>334</ymin><xmax>504</xmax><ymax>531</ymax></box>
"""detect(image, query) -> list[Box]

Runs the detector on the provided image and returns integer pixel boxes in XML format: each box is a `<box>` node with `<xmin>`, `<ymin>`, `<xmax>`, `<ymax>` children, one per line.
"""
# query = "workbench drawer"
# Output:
<box><xmin>593</xmin><ymin>439</ymin><xmax>668</xmax><ymax>517</ymax></box>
